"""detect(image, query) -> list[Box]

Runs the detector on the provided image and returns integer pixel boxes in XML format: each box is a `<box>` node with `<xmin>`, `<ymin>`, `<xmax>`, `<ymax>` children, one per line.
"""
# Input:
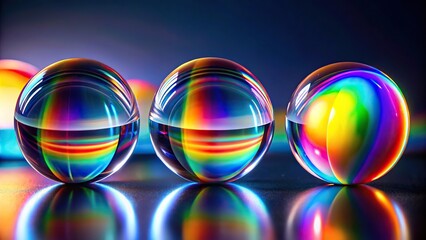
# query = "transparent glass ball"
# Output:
<box><xmin>286</xmin><ymin>62</ymin><xmax>410</xmax><ymax>184</ymax></box>
<box><xmin>149</xmin><ymin>57</ymin><xmax>274</xmax><ymax>183</ymax></box>
<box><xmin>15</xmin><ymin>58</ymin><xmax>140</xmax><ymax>183</ymax></box>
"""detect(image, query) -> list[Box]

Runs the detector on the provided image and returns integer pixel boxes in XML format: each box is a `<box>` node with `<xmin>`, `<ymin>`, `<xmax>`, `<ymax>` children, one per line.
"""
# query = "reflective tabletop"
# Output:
<box><xmin>1</xmin><ymin>152</ymin><xmax>425</xmax><ymax>239</ymax></box>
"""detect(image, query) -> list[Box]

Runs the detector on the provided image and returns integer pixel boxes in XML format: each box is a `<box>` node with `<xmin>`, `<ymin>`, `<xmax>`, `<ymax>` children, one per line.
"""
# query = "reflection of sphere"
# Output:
<box><xmin>16</xmin><ymin>184</ymin><xmax>137</xmax><ymax>240</ymax></box>
<box><xmin>286</xmin><ymin>62</ymin><xmax>409</xmax><ymax>184</ymax></box>
<box><xmin>0</xmin><ymin>59</ymin><xmax>38</xmax><ymax>158</ymax></box>
<box><xmin>127</xmin><ymin>79</ymin><xmax>156</xmax><ymax>154</ymax></box>
<box><xmin>287</xmin><ymin>185</ymin><xmax>409</xmax><ymax>240</ymax></box>
<box><xmin>151</xmin><ymin>184</ymin><xmax>274</xmax><ymax>240</ymax></box>
<box><xmin>14</xmin><ymin>58</ymin><xmax>140</xmax><ymax>183</ymax></box>
<box><xmin>149</xmin><ymin>57</ymin><xmax>274</xmax><ymax>182</ymax></box>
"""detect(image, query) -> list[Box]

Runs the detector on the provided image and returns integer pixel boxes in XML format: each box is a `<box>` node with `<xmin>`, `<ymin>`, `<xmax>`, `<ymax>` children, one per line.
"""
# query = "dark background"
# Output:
<box><xmin>1</xmin><ymin>0</ymin><xmax>425</xmax><ymax>113</ymax></box>
<box><xmin>1</xmin><ymin>1</ymin><xmax>425</xmax><ymax>239</ymax></box>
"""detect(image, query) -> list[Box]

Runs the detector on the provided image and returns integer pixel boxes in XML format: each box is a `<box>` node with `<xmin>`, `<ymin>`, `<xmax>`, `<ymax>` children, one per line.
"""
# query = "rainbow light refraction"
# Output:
<box><xmin>14</xmin><ymin>59</ymin><xmax>139</xmax><ymax>183</ymax></box>
<box><xmin>0</xmin><ymin>59</ymin><xmax>38</xmax><ymax>158</ymax></box>
<box><xmin>149</xmin><ymin>57</ymin><xmax>274</xmax><ymax>183</ymax></box>
<box><xmin>286</xmin><ymin>62</ymin><xmax>410</xmax><ymax>184</ymax></box>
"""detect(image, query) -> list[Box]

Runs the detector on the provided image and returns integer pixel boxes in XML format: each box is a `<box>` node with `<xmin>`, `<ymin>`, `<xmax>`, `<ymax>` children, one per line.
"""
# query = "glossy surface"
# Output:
<box><xmin>151</xmin><ymin>184</ymin><xmax>274</xmax><ymax>240</ymax></box>
<box><xmin>149</xmin><ymin>57</ymin><xmax>274</xmax><ymax>182</ymax></box>
<box><xmin>14</xmin><ymin>59</ymin><xmax>139</xmax><ymax>183</ymax></box>
<box><xmin>0</xmin><ymin>60</ymin><xmax>38</xmax><ymax>158</ymax></box>
<box><xmin>286</xmin><ymin>62</ymin><xmax>410</xmax><ymax>184</ymax></box>
<box><xmin>0</xmin><ymin>152</ymin><xmax>424</xmax><ymax>239</ymax></box>
<box><xmin>16</xmin><ymin>184</ymin><xmax>137</xmax><ymax>240</ymax></box>
<box><xmin>287</xmin><ymin>185</ymin><xmax>409</xmax><ymax>240</ymax></box>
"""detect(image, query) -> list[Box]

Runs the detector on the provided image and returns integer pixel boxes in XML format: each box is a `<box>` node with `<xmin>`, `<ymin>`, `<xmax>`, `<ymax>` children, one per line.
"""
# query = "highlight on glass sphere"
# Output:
<box><xmin>14</xmin><ymin>58</ymin><xmax>140</xmax><ymax>183</ymax></box>
<box><xmin>0</xmin><ymin>59</ymin><xmax>38</xmax><ymax>159</ymax></box>
<box><xmin>286</xmin><ymin>62</ymin><xmax>410</xmax><ymax>184</ymax></box>
<box><xmin>149</xmin><ymin>57</ymin><xmax>274</xmax><ymax>183</ymax></box>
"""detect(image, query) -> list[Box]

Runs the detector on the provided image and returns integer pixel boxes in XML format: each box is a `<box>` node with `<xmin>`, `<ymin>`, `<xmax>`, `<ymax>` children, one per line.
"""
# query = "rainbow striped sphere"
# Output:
<box><xmin>286</xmin><ymin>62</ymin><xmax>409</xmax><ymax>184</ymax></box>
<box><xmin>15</xmin><ymin>59</ymin><xmax>139</xmax><ymax>183</ymax></box>
<box><xmin>149</xmin><ymin>57</ymin><xmax>274</xmax><ymax>183</ymax></box>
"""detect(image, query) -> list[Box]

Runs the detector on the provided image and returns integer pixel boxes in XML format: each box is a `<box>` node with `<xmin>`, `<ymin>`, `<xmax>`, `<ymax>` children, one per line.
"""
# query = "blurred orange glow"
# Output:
<box><xmin>0</xmin><ymin>59</ymin><xmax>38</xmax><ymax>128</ymax></box>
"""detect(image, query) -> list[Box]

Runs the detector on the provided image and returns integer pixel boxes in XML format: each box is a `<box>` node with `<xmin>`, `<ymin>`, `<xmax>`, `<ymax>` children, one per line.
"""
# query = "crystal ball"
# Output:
<box><xmin>0</xmin><ymin>59</ymin><xmax>38</xmax><ymax>158</ymax></box>
<box><xmin>149</xmin><ymin>57</ymin><xmax>274</xmax><ymax>183</ymax></box>
<box><xmin>15</xmin><ymin>58</ymin><xmax>140</xmax><ymax>183</ymax></box>
<box><xmin>286</xmin><ymin>62</ymin><xmax>409</xmax><ymax>184</ymax></box>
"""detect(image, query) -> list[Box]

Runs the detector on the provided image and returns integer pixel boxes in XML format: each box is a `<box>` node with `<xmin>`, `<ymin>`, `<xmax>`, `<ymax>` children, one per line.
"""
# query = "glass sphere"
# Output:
<box><xmin>286</xmin><ymin>62</ymin><xmax>409</xmax><ymax>184</ymax></box>
<box><xmin>149</xmin><ymin>57</ymin><xmax>274</xmax><ymax>183</ymax></box>
<box><xmin>15</xmin><ymin>58</ymin><xmax>140</xmax><ymax>183</ymax></box>
<box><xmin>0</xmin><ymin>59</ymin><xmax>38</xmax><ymax>158</ymax></box>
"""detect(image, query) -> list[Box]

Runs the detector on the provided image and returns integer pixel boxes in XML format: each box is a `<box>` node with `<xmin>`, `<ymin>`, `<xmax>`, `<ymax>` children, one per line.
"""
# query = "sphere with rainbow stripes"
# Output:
<box><xmin>14</xmin><ymin>58</ymin><xmax>140</xmax><ymax>183</ymax></box>
<box><xmin>149</xmin><ymin>57</ymin><xmax>274</xmax><ymax>183</ymax></box>
<box><xmin>286</xmin><ymin>62</ymin><xmax>410</xmax><ymax>184</ymax></box>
